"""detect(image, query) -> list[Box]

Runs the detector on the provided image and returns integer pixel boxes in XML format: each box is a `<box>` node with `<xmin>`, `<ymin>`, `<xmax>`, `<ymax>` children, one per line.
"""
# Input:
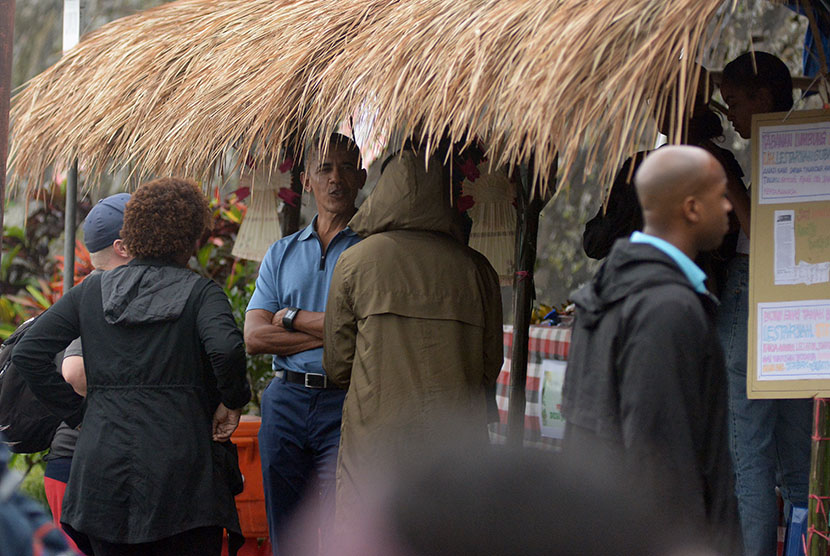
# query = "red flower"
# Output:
<box><xmin>279</xmin><ymin>187</ymin><xmax>301</xmax><ymax>208</ymax></box>
<box><xmin>456</xmin><ymin>195</ymin><xmax>475</xmax><ymax>213</ymax></box>
<box><xmin>278</xmin><ymin>156</ymin><xmax>294</xmax><ymax>173</ymax></box>
<box><xmin>459</xmin><ymin>158</ymin><xmax>480</xmax><ymax>182</ymax></box>
<box><xmin>234</xmin><ymin>187</ymin><xmax>251</xmax><ymax>202</ymax></box>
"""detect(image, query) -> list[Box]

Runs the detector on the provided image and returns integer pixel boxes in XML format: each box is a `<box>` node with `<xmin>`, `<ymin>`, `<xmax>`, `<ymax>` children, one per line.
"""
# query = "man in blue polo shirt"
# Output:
<box><xmin>562</xmin><ymin>146</ymin><xmax>741</xmax><ymax>554</ymax></box>
<box><xmin>244</xmin><ymin>133</ymin><xmax>365</xmax><ymax>555</ymax></box>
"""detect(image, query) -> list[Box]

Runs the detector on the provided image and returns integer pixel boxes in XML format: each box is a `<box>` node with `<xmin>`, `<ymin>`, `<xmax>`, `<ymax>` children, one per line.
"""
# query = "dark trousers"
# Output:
<box><xmin>258</xmin><ymin>377</ymin><xmax>346</xmax><ymax>556</ymax></box>
<box><xmin>86</xmin><ymin>526</ymin><xmax>223</xmax><ymax>556</ymax></box>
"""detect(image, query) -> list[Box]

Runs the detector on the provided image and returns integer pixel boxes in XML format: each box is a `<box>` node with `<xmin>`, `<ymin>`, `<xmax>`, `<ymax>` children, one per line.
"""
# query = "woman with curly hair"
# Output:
<box><xmin>13</xmin><ymin>178</ymin><xmax>251</xmax><ymax>556</ymax></box>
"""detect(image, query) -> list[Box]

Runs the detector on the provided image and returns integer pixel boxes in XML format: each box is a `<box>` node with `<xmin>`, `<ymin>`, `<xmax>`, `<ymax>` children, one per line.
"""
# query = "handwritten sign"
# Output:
<box><xmin>757</xmin><ymin>300</ymin><xmax>830</xmax><ymax>380</ymax></box>
<box><xmin>759</xmin><ymin>121</ymin><xmax>830</xmax><ymax>204</ymax></box>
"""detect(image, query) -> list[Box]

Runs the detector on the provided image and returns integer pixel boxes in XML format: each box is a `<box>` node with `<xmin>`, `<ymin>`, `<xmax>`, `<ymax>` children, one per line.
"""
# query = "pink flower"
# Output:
<box><xmin>235</xmin><ymin>187</ymin><xmax>250</xmax><ymax>202</ymax></box>
<box><xmin>279</xmin><ymin>187</ymin><xmax>301</xmax><ymax>208</ymax></box>
<box><xmin>278</xmin><ymin>156</ymin><xmax>294</xmax><ymax>173</ymax></box>
<box><xmin>456</xmin><ymin>195</ymin><xmax>475</xmax><ymax>213</ymax></box>
<box><xmin>459</xmin><ymin>158</ymin><xmax>480</xmax><ymax>182</ymax></box>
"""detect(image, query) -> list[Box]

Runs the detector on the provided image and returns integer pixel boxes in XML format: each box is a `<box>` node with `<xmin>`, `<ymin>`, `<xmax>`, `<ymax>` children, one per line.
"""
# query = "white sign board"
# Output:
<box><xmin>756</xmin><ymin>299</ymin><xmax>830</xmax><ymax>380</ymax></box>
<box><xmin>759</xmin><ymin>121</ymin><xmax>830</xmax><ymax>204</ymax></box>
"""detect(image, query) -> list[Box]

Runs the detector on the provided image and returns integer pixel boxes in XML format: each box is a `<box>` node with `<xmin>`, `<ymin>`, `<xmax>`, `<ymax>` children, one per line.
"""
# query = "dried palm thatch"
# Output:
<box><xmin>8</xmin><ymin>0</ymin><xmax>730</xmax><ymax>198</ymax></box>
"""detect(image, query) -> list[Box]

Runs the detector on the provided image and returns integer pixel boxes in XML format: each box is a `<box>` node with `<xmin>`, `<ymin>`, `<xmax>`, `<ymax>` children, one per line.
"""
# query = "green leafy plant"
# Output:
<box><xmin>189</xmin><ymin>187</ymin><xmax>274</xmax><ymax>413</ymax></box>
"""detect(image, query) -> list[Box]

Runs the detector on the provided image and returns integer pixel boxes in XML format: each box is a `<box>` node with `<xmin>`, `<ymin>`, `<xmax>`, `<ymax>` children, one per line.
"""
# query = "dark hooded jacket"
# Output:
<box><xmin>12</xmin><ymin>260</ymin><xmax>250</xmax><ymax>544</ymax></box>
<box><xmin>561</xmin><ymin>240</ymin><xmax>739</xmax><ymax>554</ymax></box>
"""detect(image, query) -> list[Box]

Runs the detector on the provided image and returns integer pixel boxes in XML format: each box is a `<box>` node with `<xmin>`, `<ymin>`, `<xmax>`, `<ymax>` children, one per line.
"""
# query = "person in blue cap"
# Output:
<box><xmin>42</xmin><ymin>192</ymin><xmax>132</xmax><ymax>554</ymax></box>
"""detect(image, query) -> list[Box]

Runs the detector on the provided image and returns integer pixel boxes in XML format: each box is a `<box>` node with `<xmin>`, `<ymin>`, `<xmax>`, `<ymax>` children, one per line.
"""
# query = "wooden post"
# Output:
<box><xmin>808</xmin><ymin>398</ymin><xmax>830</xmax><ymax>555</ymax></box>
<box><xmin>62</xmin><ymin>160</ymin><xmax>78</xmax><ymax>294</ymax></box>
<box><xmin>507</xmin><ymin>159</ymin><xmax>556</xmax><ymax>447</ymax></box>
<box><xmin>0</xmin><ymin>0</ymin><xmax>15</xmax><ymax>271</ymax></box>
<box><xmin>61</xmin><ymin>1</ymin><xmax>82</xmax><ymax>295</ymax></box>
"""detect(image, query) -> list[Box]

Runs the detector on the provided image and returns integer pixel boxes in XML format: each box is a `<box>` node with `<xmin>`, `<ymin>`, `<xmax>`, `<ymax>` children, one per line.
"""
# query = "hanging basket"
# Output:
<box><xmin>462</xmin><ymin>165</ymin><xmax>516</xmax><ymax>286</ymax></box>
<box><xmin>231</xmin><ymin>161</ymin><xmax>289</xmax><ymax>262</ymax></box>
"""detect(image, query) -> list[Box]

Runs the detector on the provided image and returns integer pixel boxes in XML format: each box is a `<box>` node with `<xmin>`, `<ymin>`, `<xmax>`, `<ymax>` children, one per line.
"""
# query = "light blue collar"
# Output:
<box><xmin>297</xmin><ymin>214</ymin><xmax>357</xmax><ymax>242</ymax></box>
<box><xmin>630</xmin><ymin>231</ymin><xmax>707</xmax><ymax>294</ymax></box>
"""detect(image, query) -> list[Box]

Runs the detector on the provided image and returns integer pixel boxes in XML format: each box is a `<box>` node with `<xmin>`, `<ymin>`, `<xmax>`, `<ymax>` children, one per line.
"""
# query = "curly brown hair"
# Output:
<box><xmin>121</xmin><ymin>178</ymin><xmax>211</xmax><ymax>262</ymax></box>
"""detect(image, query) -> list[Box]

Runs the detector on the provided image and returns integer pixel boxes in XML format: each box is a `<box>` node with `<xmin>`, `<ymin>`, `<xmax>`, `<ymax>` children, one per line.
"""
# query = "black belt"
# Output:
<box><xmin>276</xmin><ymin>369</ymin><xmax>339</xmax><ymax>389</ymax></box>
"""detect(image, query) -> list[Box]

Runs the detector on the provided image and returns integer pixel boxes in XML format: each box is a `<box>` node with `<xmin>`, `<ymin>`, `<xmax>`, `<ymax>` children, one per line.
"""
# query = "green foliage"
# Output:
<box><xmin>9</xmin><ymin>452</ymin><xmax>50</xmax><ymax>514</ymax></box>
<box><xmin>225</xmin><ymin>282</ymin><xmax>273</xmax><ymax>414</ymax></box>
<box><xmin>189</xmin><ymin>188</ymin><xmax>274</xmax><ymax>413</ymax></box>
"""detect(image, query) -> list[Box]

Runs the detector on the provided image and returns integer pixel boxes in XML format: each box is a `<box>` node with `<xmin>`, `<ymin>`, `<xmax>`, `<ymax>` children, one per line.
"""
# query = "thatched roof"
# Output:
<box><xmin>8</xmin><ymin>0</ymin><xmax>728</xmax><ymax>196</ymax></box>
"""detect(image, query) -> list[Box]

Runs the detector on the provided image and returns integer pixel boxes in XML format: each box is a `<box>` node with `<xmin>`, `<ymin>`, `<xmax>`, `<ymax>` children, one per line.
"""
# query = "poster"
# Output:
<box><xmin>759</xmin><ymin>121</ymin><xmax>830</xmax><ymax>204</ymax></box>
<box><xmin>539</xmin><ymin>359</ymin><xmax>567</xmax><ymax>439</ymax></box>
<box><xmin>749</xmin><ymin>109</ymin><xmax>830</xmax><ymax>398</ymax></box>
<box><xmin>756</xmin><ymin>300</ymin><xmax>830</xmax><ymax>380</ymax></box>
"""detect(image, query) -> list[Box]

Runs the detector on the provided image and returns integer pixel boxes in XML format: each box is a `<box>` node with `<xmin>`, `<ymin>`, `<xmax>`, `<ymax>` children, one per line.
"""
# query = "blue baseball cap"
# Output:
<box><xmin>83</xmin><ymin>193</ymin><xmax>131</xmax><ymax>253</ymax></box>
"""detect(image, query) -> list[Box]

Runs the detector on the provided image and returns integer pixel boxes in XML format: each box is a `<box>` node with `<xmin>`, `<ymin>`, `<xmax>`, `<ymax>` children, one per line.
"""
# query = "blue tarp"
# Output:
<box><xmin>786</xmin><ymin>1</ymin><xmax>830</xmax><ymax>77</ymax></box>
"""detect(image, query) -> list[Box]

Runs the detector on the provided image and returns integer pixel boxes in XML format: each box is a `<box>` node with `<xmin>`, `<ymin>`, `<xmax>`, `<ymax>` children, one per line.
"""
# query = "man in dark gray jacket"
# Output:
<box><xmin>562</xmin><ymin>145</ymin><xmax>741</xmax><ymax>554</ymax></box>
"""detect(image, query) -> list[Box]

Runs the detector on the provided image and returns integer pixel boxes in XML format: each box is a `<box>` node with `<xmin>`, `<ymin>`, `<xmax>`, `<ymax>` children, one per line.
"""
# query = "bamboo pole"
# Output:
<box><xmin>0</xmin><ymin>0</ymin><xmax>15</xmax><ymax>271</ymax></box>
<box><xmin>808</xmin><ymin>398</ymin><xmax>830</xmax><ymax>555</ymax></box>
<box><xmin>507</xmin><ymin>158</ymin><xmax>556</xmax><ymax>447</ymax></box>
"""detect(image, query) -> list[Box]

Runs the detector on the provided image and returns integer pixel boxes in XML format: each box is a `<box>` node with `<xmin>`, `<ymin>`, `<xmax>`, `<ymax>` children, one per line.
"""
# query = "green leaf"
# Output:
<box><xmin>196</xmin><ymin>243</ymin><xmax>214</xmax><ymax>269</ymax></box>
<box><xmin>25</xmin><ymin>284</ymin><xmax>51</xmax><ymax>309</ymax></box>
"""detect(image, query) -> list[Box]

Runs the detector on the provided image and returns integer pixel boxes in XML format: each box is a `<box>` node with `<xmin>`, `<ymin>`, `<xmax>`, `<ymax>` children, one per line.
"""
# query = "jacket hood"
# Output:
<box><xmin>572</xmin><ymin>240</ymin><xmax>703</xmax><ymax>328</ymax></box>
<box><xmin>100</xmin><ymin>261</ymin><xmax>201</xmax><ymax>325</ymax></box>
<box><xmin>349</xmin><ymin>150</ymin><xmax>466</xmax><ymax>241</ymax></box>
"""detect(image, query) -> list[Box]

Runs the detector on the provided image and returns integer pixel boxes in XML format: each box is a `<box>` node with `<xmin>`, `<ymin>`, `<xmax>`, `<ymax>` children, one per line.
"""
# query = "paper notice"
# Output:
<box><xmin>758</xmin><ymin>122</ymin><xmax>830</xmax><ymax>204</ymax></box>
<box><xmin>539</xmin><ymin>359</ymin><xmax>567</xmax><ymax>439</ymax></box>
<box><xmin>757</xmin><ymin>300</ymin><xmax>830</xmax><ymax>380</ymax></box>
<box><xmin>774</xmin><ymin>210</ymin><xmax>796</xmax><ymax>284</ymax></box>
<box><xmin>792</xmin><ymin>261</ymin><xmax>830</xmax><ymax>285</ymax></box>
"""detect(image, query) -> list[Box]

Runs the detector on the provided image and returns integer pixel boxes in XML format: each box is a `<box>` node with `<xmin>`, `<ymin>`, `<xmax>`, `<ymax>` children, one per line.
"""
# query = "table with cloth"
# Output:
<box><xmin>490</xmin><ymin>324</ymin><xmax>572</xmax><ymax>450</ymax></box>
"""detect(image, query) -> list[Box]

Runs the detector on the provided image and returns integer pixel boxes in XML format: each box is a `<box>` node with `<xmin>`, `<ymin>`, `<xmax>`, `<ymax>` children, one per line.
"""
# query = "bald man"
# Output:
<box><xmin>562</xmin><ymin>146</ymin><xmax>741</xmax><ymax>554</ymax></box>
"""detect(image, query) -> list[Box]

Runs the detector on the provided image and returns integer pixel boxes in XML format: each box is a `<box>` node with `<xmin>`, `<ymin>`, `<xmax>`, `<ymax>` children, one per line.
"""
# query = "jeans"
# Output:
<box><xmin>259</xmin><ymin>376</ymin><xmax>346</xmax><ymax>556</ymax></box>
<box><xmin>717</xmin><ymin>257</ymin><xmax>812</xmax><ymax>556</ymax></box>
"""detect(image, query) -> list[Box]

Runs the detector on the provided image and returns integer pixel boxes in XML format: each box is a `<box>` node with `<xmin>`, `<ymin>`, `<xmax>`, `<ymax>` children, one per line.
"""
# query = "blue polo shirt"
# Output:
<box><xmin>247</xmin><ymin>216</ymin><xmax>361</xmax><ymax>374</ymax></box>
<box><xmin>630</xmin><ymin>231</ymin><xmax>707</xmax><ymax>294</ymax></box>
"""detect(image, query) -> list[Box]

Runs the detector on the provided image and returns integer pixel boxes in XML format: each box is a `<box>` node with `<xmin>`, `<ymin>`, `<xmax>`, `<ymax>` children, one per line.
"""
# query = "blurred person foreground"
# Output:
<box><xmin>279</xmin><ymin>420</ymin><xmax>722</xmax><ymax>556</ymax></box>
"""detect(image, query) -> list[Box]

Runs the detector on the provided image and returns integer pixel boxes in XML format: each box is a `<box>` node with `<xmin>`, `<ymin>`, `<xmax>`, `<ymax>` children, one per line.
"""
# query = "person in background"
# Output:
<box><xmin>583</xmin><ymin>68</ymin><xmax>745</xmax><ymax>296</ymax></box>
<box><xmin>244</xmin><ymin>133</ymin><xmax>365</xmax><ymax>556</ymax></box>
<box><xmin>719</xmin><ymin>51</ymin><xmax>811</xmax><ymax>556</ymax></box>
<box><xmin>323</xmin><ymin>145</ymin><xmax>503</xmax><ymax>532</ymax></box>
<box><xmin>0</xmin><ymin>434</ymin><xmax>82</xmax><ymax>556</ymax></box>
<box><xmin>562</xmin><ymin>146</ymin><xmax>741</xmax><ymax>555</ymax></box>
<box><xmin>42</xmin><ymin>193</ymin><xmax>132</xmax><ymax>555</ymax></box>
<box><xmin>13</xmin><ymin>178</ymin><xmax>251</xmax><ymax>556</ymax></box>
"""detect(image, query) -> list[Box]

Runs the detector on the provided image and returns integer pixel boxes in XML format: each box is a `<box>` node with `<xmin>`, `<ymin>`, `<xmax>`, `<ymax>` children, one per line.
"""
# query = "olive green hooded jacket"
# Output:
<box><xmin>323</xmin><ymin>150</ymin><xmax>503</xmax><ymax>519</ymax></box>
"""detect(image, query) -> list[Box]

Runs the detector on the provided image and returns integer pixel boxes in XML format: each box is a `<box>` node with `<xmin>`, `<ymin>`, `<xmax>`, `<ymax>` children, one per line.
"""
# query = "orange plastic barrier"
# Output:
<box><xmin>233</xmin><ymin>416</ymin><xmax>269</xmax><ymax>539</ymax></box>
<box><xmin>221</xmin><ymin>416</ymin><xmax>271</xmax><ymax>555</ymax></box>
